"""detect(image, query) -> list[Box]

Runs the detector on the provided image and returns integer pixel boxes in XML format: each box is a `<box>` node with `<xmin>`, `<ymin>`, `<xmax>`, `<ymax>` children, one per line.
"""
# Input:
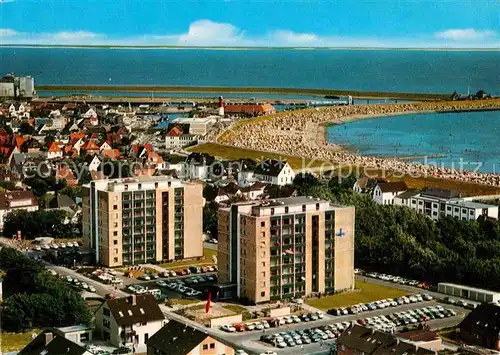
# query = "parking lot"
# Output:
<box><xmin>125</xmin><ymin>273</ymin><xmax>218</xmax><ymax>302</ymax></box>
<box><xmin>214</xmin><ymin>296</ymin><xmax>469</xmax><ymax>354</ymax></box>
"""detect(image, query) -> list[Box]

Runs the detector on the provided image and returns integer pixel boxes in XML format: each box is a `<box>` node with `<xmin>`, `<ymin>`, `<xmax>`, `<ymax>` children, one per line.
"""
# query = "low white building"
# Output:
<box><xmin>94</xmin><ymin>294</ymin><xmax>166</xmax><ymax>353</ymax></box>
<box><xmin>372</xmin><ymin>181</ymin><xmax>408</xmax><ymax>205</ymax></box>
<box><xmin>353</xmin><ymin>178</ymin><xmax>382</xmax><ymax>194</ymax></box>
<box><xmin>0</xmin><ymin>191</ymin><xmax>39</xmax><ymax>232</ymax></box>
<box><xmin>184</xmin><ymin>152</ymin><xmax>212</xmax><ymax>180</ymax></box>
<box><xmin>395</xmin><ymin>188</ymin><xmax>498</xmax><ymax>221</ymax></box>
<box><xmin>237</xmin><ymin>170</ymin><xmax>255</xmax><ymax>187</ymax></box>
<box><xmin>253</xmin><ymin>159</ymin><xmax>295</xmax><ymax>186</ymax></box>
<box><xmin>85</xmin><ymin>155</ymin><xmax>102</xmax><ymax>172</ymax></box>
<box><xmin>165</xmin><ymin>127</ymin><xmax>198</xmax><ymax>150</ymax></box>
<box><xmin>173</xmin><ymin>116</ymin><xmax>217</xmax><ymax>135</ymax></box>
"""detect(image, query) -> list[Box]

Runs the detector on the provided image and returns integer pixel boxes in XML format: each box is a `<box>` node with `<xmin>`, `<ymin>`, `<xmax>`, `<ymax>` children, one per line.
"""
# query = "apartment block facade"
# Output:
<box><xmin>82</xmin><ymin>176</ymin><xmax>203</xmax><ymax>267</ymax></box>
<box><xmin>218</xmin><ymin>196</ymin><xmax>355</xmax><ymax>304</ymax></box>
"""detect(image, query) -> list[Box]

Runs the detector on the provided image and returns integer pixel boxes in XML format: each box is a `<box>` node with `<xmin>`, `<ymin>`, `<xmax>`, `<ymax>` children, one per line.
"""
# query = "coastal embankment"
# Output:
<box><xmin>217</xmin><ymin>99</ymin><xmax>500</xmax><ymax>188</ymax></box>
<box><xmin>35</xmin><ymin>85</ymin><xmax>449</xmax><ymax>101</ymax></box>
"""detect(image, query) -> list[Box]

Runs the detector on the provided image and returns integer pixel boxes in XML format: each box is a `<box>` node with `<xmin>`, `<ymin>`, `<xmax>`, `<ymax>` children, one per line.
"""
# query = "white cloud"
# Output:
<box><xmin>52</xmin><ymin>31</ymin><xmax>101</xmax><ymax>41</ymax></box>
<box><xmin>177</xmin><ymin>20</ymin><xmax>245</xmax><ymax>45</ymax></box>
<box><xmin>0</xmin><ymin>28</ymin><xmax>17</xmax><ymax>37</ymax></box>
<box><xmin>0</xmin><ymin>0</ymin><xmax>16</xmax><ymax>4</ymax></box>
<box><xmin>434</xmin><ymin>28</ymin><xmax>497</xmax><ymax>41</ymax></box>
<box><xmin>1</xmin><ymin>21</ymin><xmax>499</xmax><ymax>48</ymax></box>
<box><xmin>270</xmin><ymin>30</ymin><xmax>319</xmax><ymax>45</ymax></box>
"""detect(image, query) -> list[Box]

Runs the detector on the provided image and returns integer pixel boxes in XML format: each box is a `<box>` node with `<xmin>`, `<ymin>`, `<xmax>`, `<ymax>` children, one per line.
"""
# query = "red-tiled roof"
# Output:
<box><xmin>0</xmin><ymin>191</ymin><xmax>37</xmax><ymax>210</ymax></box>
<box><xmin>56</xmin><ymin>166</ymin><xmax>77</xmax><ymax>182</ymax></box>
<box><xmin>167</xmin><ymin>127</ymin><xmax>183</xmax><ymax>137</ymax></box>
<box><xmin>147</xmin><ymin>151</ymin><xmax>164</xmax><ymax>164</ymax></box>
<box><xmin>102</xmin><ymin>149</ymin><xmax>120</xmax><ymax>160</ymax></box>
<box><xmin>14</xmin><ymin>135</ymin><xmax>26</xmax><ymax>149</ymax></box>
<box><xmin>224</xmin><ymin>103</ymin><xmax>276</xmax><ymax>115</ymax></box>
<box><xmin>70</xmin><ymin>132</ymin><xmax>86</xmax><ymax>142</ymax></box>
<box><xmin>47</xmin><ymin>142</ymin><xmax>62</xmax><ymax>153</ymax></box>
<box><xmin>81</xmin><ymin>140</ymin><xmax>99</xmax><ymax>151</ymax></box>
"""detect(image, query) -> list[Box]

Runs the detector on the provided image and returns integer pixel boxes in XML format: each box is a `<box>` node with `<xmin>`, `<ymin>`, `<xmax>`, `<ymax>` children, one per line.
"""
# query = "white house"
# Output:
<box><xmin>165</xmin><ymin>127</ymin><xmax>198</xmax><ymax>150</ymax></box>
<box><xmin>165</xmin><ymin>161</ymin><xmax>186</xmax><ymax>177</ymax></box>
<box><xmin>0</xmin><ymin>191</ymin><xmax>39</xmax><ymax>232</ymax></box>
<box><xmin>240</xmin><ymin>182</ymin><xmax>267</xmax><ymax>200</ymax></box>
<box><xmin>147</xmin><ymin>319</ymin><xmax>236</xmax><ymax>355</ymax></box>
<box><xmin>18</xmin><ymin>330</ymin><xmax>93</xmax><ymax>355</ymax></box>
<box><xmin>99</xmin><ymin>141</ymin><xmax>112</xmax><ymax>152</ymax></box>
<box><xmin>353</xmin><ymin>178</ymin><xmax>382</xmax><ymax>194</ymax></box>
<box><xmin>47</xmin><ymin>142</ymin><xmax>63</xmax><ymax>160</ymax></box>
<box><xmin>82</xmin><ymin>108</ymin><xmax>97</xmax><ymax>118</ymax></box>
<box><xmin>372</xmin><ymin>181</ymin><xmax>408</xmax><ymax>205</ymax></box>
<box><xmin>8</xmin><ymin>103</ymin><xmax>29</xmax><ymax>119</ymax></box>
<box><xmin>72</xmin><ymin>138</ymin><xmax>85</xmax><ymax>153</ymax></box>
<box><xmin>94</xmin><ymin>294</ymin><xmax>166</xmax><ymax>353</ymax></box>
<box><xmin>85</xmin><ymin>155</ymin><xmax>102</xmax><ymax>172</ymax></box>
<box><xmin>185</xmin><ymin>163</ymin><xmax>209</xmax><ymax>180</ymax></box>
<box><xmin>253</xmin><ymin>159</ymin><xmax>295</xmax><ymax>186</ymax></box>
<box><xmin>395</xmin><ymin>188</ymin><xmax>498</xmax><ymax>221</ymax></box>
<box><xmin>237</xmin><ymin>170</ymin><xmax>255</xmax><ymax>187</ymax></box>
<box><xmin>184</xmin><ymin>153</ymin><xmax>211</xmax><ymax>180</ymax></box>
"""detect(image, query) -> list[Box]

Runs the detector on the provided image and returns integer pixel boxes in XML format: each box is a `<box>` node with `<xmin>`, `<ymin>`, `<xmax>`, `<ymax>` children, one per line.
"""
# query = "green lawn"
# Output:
<box><xmin>170</xmin><ymin>298</ymin><xmax>200</xmax><ymax>306</ymax></box>
<box><xmin>1</xmin><ymin>330</ymin><xmax>38</xmax><ymax>352</ymax></box>
<box><xmin>159</xmin><ymin>248</ymin><xmax>217</xmax><ymax>270</ymax></box>
<box><xmin>223</xmin><ymin>304</ymin><xmax>247</xmax><ymax>314</ymax></box>
<box><xmin>187</xmin><ymin>143</ymin><xmax>334</xmax><ymax>170</ymax></box>
<box><xmin>305</xmin><ymin>281</ymin><xmax>407</xmax><ymax>310</ymax></box>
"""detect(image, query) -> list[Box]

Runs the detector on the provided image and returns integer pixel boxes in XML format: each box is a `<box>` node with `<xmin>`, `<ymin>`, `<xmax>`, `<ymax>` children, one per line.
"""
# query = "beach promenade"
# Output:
<box><xmin>217</xmin><ymin>99</ymin><xmax>500</xmax><ymax>186</ymax></box>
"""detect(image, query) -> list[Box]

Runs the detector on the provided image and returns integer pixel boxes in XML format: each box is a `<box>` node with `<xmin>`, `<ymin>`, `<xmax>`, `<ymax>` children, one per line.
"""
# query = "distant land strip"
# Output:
<box><xmin>36</xmin><ymin>85</ymin><xmax>450</xmax><ymax>100</ymax></box>
<box><xmin>2</xmin><ymin>44</ymin><xmax>500</xmax><ymax>51</ymax></box>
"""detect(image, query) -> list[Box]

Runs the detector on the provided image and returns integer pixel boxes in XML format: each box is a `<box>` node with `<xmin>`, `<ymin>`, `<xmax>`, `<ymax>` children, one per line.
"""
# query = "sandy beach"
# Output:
<box><xmin>217</xmin><ymin>99</ymin><xmax>500</xmax><ymax>186</ymax></box>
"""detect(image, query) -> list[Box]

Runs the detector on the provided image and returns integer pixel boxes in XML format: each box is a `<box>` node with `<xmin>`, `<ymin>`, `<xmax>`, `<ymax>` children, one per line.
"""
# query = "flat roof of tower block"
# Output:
<box><xmin>220</xmin><ymin>196</ymin><xmax>352</xmax><ymax>211</ymax></box>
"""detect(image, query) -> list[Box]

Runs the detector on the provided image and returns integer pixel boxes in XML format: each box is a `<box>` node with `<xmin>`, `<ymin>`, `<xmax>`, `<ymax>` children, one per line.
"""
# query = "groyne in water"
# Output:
<box><xmin>218</xmin><ymin>99</ymin><xmax>500</xmax><ymax>186</ymax></box>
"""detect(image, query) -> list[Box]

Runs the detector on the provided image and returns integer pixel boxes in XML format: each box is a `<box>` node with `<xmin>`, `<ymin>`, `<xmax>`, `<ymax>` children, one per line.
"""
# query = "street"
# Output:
<box><xmin>0</xmin><ymin>239</ymin><xmax>472</xmax><ymax>355</ymax></box>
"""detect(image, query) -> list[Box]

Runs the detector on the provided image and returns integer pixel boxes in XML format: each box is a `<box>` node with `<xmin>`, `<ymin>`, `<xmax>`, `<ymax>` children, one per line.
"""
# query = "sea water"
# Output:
<box><xmin>327</xmin><ymin>110</ymin><xmax>500</xmax><ymax>173</ymax></box>
<box><xmin>0</xmin><ymin>48</ymin><xmax>498</xmax><ymax>94</ymax></box>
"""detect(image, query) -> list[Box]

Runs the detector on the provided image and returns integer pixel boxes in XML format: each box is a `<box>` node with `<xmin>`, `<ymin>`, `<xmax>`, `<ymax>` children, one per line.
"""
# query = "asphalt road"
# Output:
<box><xmin>217</xmin><ymin>300</ymin><xmax>469</xmax><ymax>355</ymax></box>
<box><xmin>356</xmin><ymin>275</ymin><xmax>481</xmax><ymax>307</ymax></box>
<box><xmin>1</xmin><ymin>240</ymin><xmax>472</xmax><ymax>355</ymax></box>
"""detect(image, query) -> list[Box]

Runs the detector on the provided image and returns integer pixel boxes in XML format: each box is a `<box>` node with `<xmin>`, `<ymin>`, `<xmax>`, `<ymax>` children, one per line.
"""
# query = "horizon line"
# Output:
<box><xmin>0</xmin><ymin>44</ymin><xmax>499</xmax><ymax>51</ymax></box>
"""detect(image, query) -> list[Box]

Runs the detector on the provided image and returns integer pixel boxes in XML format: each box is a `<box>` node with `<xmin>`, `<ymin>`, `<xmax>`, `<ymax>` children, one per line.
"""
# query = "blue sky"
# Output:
<box><xmin>0</xmin><ymin>0</ymin><xmax>499</xmax><ymax>47</ymax></box>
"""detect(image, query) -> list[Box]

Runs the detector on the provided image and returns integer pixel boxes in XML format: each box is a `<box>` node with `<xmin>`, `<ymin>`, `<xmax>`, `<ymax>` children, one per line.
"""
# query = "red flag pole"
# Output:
<box><xmin>205</xmin><ymin>291</ymin><xmax>212</xmax><ymax>313</ymax></box>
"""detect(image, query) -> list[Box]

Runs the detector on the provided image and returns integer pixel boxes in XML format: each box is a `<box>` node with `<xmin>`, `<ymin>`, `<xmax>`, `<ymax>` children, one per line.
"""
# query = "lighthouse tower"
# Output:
<box><xmin>218</xmin><ymin>96</ymin><xmax>225</xmax><ymax>116</ymax></box>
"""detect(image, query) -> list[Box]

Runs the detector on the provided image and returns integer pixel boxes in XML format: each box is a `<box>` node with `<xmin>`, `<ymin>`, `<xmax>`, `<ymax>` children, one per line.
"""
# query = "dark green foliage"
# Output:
<box><xmin>203</xmin><ymin>201</ymin><xmax>219</xmax><ymax>238</ymax></box>
<box><xmin>293</xmin><ymin>173</ymin><xmax>319</xmax><ymax>195</ymax></box>
<box><xmin>334</xmin><ymin>192</ymin><xmax>500</xmax><ymax>291</ymax></box>
<box><xmin>0</xmin><ymin>248</ymin><xmax>92</xmax><ymax>332</ymax></box>
<box><xmin>3</xmin><ymin>209</ymin><xmax>74</xmax><ymax>239</ymax></box>
<box><xmin>60</xmin><ymin>185</ymin><xmax>83</xmax><ymax>201</ymax></box>
<box><xmin>24</xmin><ymin>176</ymin><xmax>67</xmax><ymax>197</ymax></box>
<box><xmin>288</xmin><ymin>176</ymin><xmax>500</xmax><ymax>291</ymax></box>
<box><xmin>19</xmin><ymin>122</ymin><xmax>36</xmax><ymax>135</ymax></box>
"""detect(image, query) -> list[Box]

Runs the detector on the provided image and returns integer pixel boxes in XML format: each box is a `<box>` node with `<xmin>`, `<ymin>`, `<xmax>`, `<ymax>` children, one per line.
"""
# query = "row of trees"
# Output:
<box><xmin>3</xmin><ymin>209</ymin><xmax>75</xmax><ymax>239</ymax></box>
<box><xmin>0</xmin><ymin>248</ymin><xmax>92</xmax><ymax>332</ymax></box>
<box><xmin>200</xmin><ymin>170</ymin><xmax>500</xmax><ymax>291</ymax></box>
<box><xmin>292</xmin><ymin>173</ymin><xmax>500</xmax><ymax>292</ymax></box>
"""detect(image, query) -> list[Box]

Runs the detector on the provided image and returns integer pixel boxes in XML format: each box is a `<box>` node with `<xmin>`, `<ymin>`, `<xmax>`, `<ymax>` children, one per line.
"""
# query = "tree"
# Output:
<box><xmin>293</xmin><ymin>173</ymin><xmax>319</xmax><ymax>195</ymax></box>
<box><xmin>61</xmin><ymin>185</ymin><xmax>83</xmax><ymax>201</ymax></box>
<box><xmin>3</xmin><ymin>209</ymin><xmax>72</xmax><ymax>239</ymax></box>
<box><xmin>19</xmin><ymin>122</ymin><xmax>36</xmax><ymax>135</ymax></box>
<box><xmin>203</xmin><ymin>201</ymin><xmax>219</xmax><ymax>238</ymax></box>
<box><xmin>203</xmin><ymin>184</ymin><xmax>218</xmax><ymax>201</ymax></box>
<box><xmin>44</xmin><ymin>134</ymin><xmax>55</xmax><ymax>146</ymax></box>
<box><xmin>0</xmin><ymin>248</ymin><xmax>92</xmax><ymax>332</ymax></box>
